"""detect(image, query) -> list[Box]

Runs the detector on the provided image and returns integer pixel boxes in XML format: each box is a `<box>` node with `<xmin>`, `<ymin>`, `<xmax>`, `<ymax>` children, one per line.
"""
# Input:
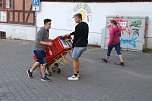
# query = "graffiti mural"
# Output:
<box><xmin>106</xmin><ymin>16</ymin><xmax>130</xmax><ymax>35</ymax></box>
<box><xmin>121</xmin><ymin>36</ymin><xmax>138</xmax><ymax>48</ymax></box>
<box><xmin>106</xmin><ymin>16</ymin><xmax>146</xmax><ymax>50</ymax></box>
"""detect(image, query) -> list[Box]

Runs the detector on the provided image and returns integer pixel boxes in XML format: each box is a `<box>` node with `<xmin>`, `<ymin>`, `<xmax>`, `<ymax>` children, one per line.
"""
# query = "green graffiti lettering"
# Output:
<box><xmin>130</xmin><ymin>20</ymin><xmax>142</xmax><ymax>28</ymax></box>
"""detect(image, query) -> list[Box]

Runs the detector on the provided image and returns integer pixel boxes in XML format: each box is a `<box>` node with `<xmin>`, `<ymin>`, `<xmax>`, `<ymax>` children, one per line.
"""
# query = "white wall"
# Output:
<box><xmin>0</xmin><ymin>2</ymin><xmax>151</xmax><ymax>49</ymax></box>
<box><xmin>37</xmin><ymin>2</ymin><xmax>152</xmax><ymax>48</ymax></box>
<box><xmin>0</xmin><ymin>23</ymin><xmax>36</xmax><ymax>40</ymax></box>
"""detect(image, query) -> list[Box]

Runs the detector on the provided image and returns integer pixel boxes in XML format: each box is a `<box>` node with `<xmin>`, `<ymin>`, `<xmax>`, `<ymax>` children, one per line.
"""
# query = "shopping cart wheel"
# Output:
<box><xmin>48</xmin><ymin>71</ymin><xmax>52</xmax><ymax>76</ymax></box>
<box><xmin>52</xmin><ymin>67</ymin><xmax>56</xmax><ymax>72</ymax></box>
<box><xmin>52</xmin><ymin>63</ymin><xmax>58</xmax><ymax>72</ymax></box>
<box><xmin>54</xmin><ymin>63</ymin><xmax>59</xmax><ymax>67</ymax></box>
<box><xmin>57</xmin><ymin>68</ymin><xmax>61</xmax><ymax>73</ymax></box>
<box><xmin>53</xmin><ymin>63</ymin><xmax>61</xmax><ymax>73</ymax></box>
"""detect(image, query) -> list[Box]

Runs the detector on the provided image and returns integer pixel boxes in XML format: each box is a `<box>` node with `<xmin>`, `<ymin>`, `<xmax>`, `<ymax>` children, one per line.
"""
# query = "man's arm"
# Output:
<box><xmin>39</xmin><ymin>41</ymin><xmax>53</xmax><ymax>46</ymax></box>
<box><xmin>48</xmin><ymin>39</ymin><xmax>53</xmax><ymax>41</ymax></box>
<box><xmin>37</xmin><ymin>30</ymin><xmax>53</xmax><ymax>46</ymax></box>
<box><xmin>70</xmin><ymin>25</ymin><xmax>82</xmax><ymax>35</ymax></box>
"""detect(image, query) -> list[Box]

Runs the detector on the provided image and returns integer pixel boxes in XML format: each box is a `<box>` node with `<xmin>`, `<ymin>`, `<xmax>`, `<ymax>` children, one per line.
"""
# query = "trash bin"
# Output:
<box><xmin>0</xmin><ymin>31</ymin><xmax>6</xmax><ymax>39</ymax></box>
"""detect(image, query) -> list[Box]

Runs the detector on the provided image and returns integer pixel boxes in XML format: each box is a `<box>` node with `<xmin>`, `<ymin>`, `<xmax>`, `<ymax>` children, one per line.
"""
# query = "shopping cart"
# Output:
<box><xmin>33</xmin><ymin>35</ymin><xmax>73</xmax><ymax>76</ymax></box>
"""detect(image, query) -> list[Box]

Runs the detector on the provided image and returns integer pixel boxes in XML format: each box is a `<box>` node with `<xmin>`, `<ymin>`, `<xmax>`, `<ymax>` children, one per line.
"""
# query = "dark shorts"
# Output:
<box><xmin>107</xmin><ymin>43</ymin><xmax>121</xmax><ymax>56</ymax></box>
<box><xmin>34</xmin><ymin>50</ymin><xmax>46</xmax><ymax>65</ymax></box>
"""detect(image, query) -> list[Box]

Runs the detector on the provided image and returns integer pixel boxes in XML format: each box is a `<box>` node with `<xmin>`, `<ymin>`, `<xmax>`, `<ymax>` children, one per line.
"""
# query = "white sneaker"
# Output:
<box><xmin>68</xmin><ymin>75</ymin><xmax>79</xmax><ymax>80</ymax></box>
<box><xmin>77</xmin><ymin>74</ymin><xmax>80</xmax><ymax>78</ymax></box>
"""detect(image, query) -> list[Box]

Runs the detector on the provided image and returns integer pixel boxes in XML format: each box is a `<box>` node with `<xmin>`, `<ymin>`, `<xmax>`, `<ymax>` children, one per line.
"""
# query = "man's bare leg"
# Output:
<box><xmin>68</xmin><ymin>58</ymin><xmax>79</xmax><ymax>80</ymax></box>
<box><xmin>72</xmin><ymin>58</ymin><xmax>79</xmax><ymax>75</ymax></box>
<box><xmin>27</xmin><ymin>62</ymin><xmax>39</xmax><ymax>78</ymax></box>
<box><xmin>40</xmin><ymin>64</ymin><xmax>51</xmax><ymax>81</ymax></box>
<box><xmin>40</xmin><ymin>64</ymin><xmax>46</xmax><ymax>78</ymax></box>
<box><xmin>76</xmin><ymin>59</ymin><xmax>79</xmax><ymax>73</ymax></box>
<box><xmin>30</xmin><ymin>62</ymin><xmax>40</xmax><ymax>72</ymax></box>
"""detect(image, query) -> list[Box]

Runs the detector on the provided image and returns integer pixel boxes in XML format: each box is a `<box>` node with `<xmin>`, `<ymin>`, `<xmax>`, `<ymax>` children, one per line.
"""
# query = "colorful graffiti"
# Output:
<box><xmin>107</xmin><ymin>16</ymin><xmax>130</xmax><ymax>35</ymax></box>
<box><xmin>107</xmin><ymin>16</ymin><xmax>143</xmax><ymax>48</ymax></box>
<box><xmin>73</xmin><ymin>3</ymin><xmax>92</xmax><ymax>22</ymax></box>
<box><xmin>121</xmin><ymin>36</ymin><xmax>138</xmax><ymax>48</ymax></box>
<box><xmin>132</xmin><ymin>28</ymin><xmax>139</xmax><ymax>36</ymax></box>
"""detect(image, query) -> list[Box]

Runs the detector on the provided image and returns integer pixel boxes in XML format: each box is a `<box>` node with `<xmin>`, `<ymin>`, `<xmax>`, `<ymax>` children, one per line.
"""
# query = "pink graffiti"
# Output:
<box><xmin>107</xmin><ymin>16</ymin><xmax>131</xmax><ymax>35</ymax></box>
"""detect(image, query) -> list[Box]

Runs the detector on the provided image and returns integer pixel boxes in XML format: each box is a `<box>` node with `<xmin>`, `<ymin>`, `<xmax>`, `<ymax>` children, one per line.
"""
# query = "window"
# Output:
<box><xmin>6</xmin><ymin>0</ymin><xmax>13</xmax><ymax>9</ymax></box>
<box><xmin>0</xmin><ymin>0</ymin><xmax>2</xmax><ymax>8</ymax></box>
<box><xmin>0</xmin><ymin>10</ymin><xmax>7</xmax><ymax>22</ymax></box>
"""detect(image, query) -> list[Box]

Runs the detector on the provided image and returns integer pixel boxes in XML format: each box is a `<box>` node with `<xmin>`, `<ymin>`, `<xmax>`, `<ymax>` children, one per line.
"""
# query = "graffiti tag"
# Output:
<box><xmin>73</xmin><ymin>3</ymin><xmax>92</xmax><ymax>22</ymax></box>
<box><xmin>130</xmin><ymin>20</ymin><xmax>142</xmax><ymax>28</ymax></box>
<box><xmin>107</xmin><ymin>16</ymin><xmax>129</xmax><ymax>35</ymax></box>
<box><xmin>132</xmin><ymin>28</ymin><xmax>139</xmax><ymax>36</ymax></box>
<box><xmin>120</xmin><ymin>36</ymin><xmax>138</xmax><ymax>48</ymax></box>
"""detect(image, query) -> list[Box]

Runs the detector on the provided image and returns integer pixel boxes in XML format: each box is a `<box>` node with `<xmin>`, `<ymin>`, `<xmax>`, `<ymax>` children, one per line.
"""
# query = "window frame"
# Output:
<box><xmin>0</xmin><ymin>0</ymin><xmax>13</xmax><ymax>10</ymax></box>
<box><xmin>0</xmin><ymin>0</ymin><xmax>3</xmax><ymax>9</ymax></box>
<box><xmin>5</xmin><ymin>0</ymin><xmax>13</xmax><ymax>10</ymax></box>
<box><xmin>0</xmin><ymin>10</ymin><xmax>8</xmax><ymax>23</ymax></box>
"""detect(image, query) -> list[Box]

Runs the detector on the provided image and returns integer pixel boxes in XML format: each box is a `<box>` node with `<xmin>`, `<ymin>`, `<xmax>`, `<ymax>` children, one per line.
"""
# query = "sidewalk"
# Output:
<box><xmin>0</xmin><ymin>39</ymin><xmax>152</xmax><ymax>101</ymax></box>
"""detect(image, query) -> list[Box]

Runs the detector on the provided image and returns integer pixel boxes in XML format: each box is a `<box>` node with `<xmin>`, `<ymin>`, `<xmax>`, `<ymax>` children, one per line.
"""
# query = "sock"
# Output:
<box><xmin>74</xmin><ymin>74</ymin><xmax>77</xmax><ymax>77</ymax></box>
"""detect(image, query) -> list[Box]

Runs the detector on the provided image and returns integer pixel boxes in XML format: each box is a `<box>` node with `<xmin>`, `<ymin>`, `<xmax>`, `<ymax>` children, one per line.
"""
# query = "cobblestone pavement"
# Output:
<box><xmin>0</xmin><ymin>39</ymin><xmax>152</xmax><ymax>101</ymax></box>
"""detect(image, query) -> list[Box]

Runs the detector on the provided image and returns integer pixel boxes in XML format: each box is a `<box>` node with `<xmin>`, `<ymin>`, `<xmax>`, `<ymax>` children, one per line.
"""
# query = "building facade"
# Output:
<box><xmin>0</xmin><ymin>0</ymin><xmax>152</xmax><ymax>50</ymax></box>
<box><xmin>0</xmin><ymin>0</ymin><xmax>35</xmax><ymax>25</ymax></box>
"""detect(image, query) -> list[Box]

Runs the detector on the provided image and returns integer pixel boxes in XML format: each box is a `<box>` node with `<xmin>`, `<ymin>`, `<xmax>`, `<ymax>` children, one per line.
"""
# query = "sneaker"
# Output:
<box><xmin>68</xmin><ymin>75</ymin><xmax>79</xmax><ymax>80</ymax></box>
<box><xmin>41</xmin><ymin>76</ymin><xmax>51</xmax><ymax>82</ymax></box>
<box><xmin>101</xmin><ymin>58</ymin><xmax>107</xmax><ymax>63</ymax></box>
<box><xmin>120</xmin><ymin>62</ymin><xmax>125</xmax><ymax>66</ymax></box>
<box><xmin>77</xmin><ymin>74</ymin><xmax>80</xmax><ymax>78</ymax></box>
<box><xmin>27</xmin><ymin>69</ymin><xmax>33</xmax><ymax>78</ymax></box>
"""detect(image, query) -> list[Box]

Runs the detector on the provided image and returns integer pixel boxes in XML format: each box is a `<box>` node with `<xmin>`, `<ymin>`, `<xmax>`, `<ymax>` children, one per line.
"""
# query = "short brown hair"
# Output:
<box><xmin>44</xmin><ymin>19</ymin><xmax>52</xmax><ymax>25</ymax></box>
<box><xmin>73</xmin><ymin>13</ymin><xmax>82</xmax><ymax>20</ymax></box>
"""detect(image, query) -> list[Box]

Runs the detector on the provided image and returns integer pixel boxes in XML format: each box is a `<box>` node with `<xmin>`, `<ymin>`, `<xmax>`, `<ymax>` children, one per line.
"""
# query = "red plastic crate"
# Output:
<box><xmin>34</xmin><ymin>35</ymin><xmax>72</xmax><ymax>64</ymax></box>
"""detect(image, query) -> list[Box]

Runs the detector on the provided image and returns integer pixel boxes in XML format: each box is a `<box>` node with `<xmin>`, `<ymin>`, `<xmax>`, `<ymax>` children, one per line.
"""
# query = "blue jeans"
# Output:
<box><xmin>72</xmin><ymin>47</ymin><xmax>87</xmax><ymax>59</ymax></box>
<box><xmin>107</xmin><ymin>43</ymin><xmax>121</xmax><ymax>56</ymax></box>
<box><xmin>34</xmin><ymin>50</ymin><xmax>46</xmax><ymax>65</ymax></box>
